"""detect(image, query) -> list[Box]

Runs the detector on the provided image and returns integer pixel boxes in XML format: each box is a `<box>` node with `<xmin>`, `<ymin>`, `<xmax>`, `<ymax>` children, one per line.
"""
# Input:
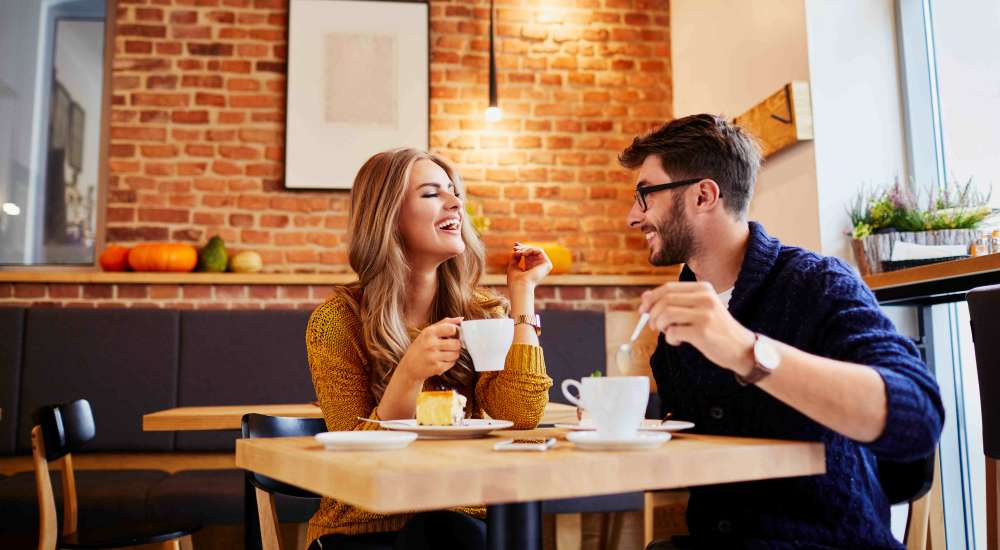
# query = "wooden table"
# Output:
<box><xmin>142</xmin><ymin>402</ymin><xmax>578</xmax><ymax>431</ymax></box>
<box><xmin>236</xmin><ymin>428</ymin><xmax>825</xmax><ymax>549</ymax></box>
<box><xmin>142</xmin><ymin>402</ymin><xmax>578</xmax><ymax>549</ymax></box>
<box><xmin>143</xmin><ymin>403</ymin><xmax>323</xmax><ymax>431</ymax></box>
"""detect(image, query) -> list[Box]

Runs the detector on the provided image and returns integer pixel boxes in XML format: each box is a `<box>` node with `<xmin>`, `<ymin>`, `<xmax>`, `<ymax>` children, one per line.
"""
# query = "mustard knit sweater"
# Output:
<box><xmin>304</xmin><ymin>291</ymin><xmax>552</xmax><ymax>543</ymax></box>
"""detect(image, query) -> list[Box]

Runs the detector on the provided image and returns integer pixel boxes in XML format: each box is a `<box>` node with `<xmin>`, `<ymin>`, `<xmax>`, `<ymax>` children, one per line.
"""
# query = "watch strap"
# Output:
<box><xmin>514</xmin><ymin>314</ymin><xmax>541</xmax><ymax>336</ymax></box>
<box><xmin>735</xmin><ymin>333</ymin><xmax>772</xmax><ymax>386</ymax></box>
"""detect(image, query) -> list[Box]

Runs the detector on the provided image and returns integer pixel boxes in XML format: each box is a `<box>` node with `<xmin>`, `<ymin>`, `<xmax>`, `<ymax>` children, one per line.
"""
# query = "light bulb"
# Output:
<box><xmin>1</xmin><ymin>202</ymin><xmax>19</xmax><ymax>216</ymax></box>
<box><xmin>485</xmin><ymin>106</ymin><xmax>502</xmax><ymax>123</ymax></box>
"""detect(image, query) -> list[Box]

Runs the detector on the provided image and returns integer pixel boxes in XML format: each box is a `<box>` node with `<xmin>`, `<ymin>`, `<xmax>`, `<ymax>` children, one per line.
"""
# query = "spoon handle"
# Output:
<box><xmin>629</xmin><ymin>312</ymin><xmax>650</xmax><ymax>343</ymax></box>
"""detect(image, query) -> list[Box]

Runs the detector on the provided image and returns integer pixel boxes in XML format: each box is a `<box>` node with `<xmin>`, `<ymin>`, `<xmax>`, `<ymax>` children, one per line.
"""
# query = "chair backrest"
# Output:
<box><xmin>539</xmin><ymin>309</ymin><xmax>606</xmax><ymax>404</ymax></box>
<box><xmin>34</xmin><ymin>399</ymin><xmax>96</xmax><ymax>462</ymax></box>
<box><xmin>877</xmin><ymin>454</ymin><xmax>935</xmax><ymax>505</ymax></box>
<box><xmin>968</xmin><ymin>284</ymin><xmax>1000</xmax><ymax>459</ymax></box>
<box><xmin>241</xmin><ymin>413</ymin><xmax>325</xmax><ymax>498</ymax></box>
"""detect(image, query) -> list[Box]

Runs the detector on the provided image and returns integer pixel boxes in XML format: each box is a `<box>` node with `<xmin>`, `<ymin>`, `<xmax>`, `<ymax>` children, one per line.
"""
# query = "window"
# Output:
<box><xmin>0</xmin><ymin>0</ymin><xmax>109</xmax><ymax>266</ymax></box>
<box><xmin>897</xmin><ymin>1</ymin><xmax>1000</xmax><ymax>548</ymax></box>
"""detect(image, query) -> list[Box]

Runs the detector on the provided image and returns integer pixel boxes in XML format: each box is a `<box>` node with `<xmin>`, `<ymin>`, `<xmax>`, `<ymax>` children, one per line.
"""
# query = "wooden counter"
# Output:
<box><xmin>0</xmin><ymin>270</ymin><xmax>677</xmax><ymax>287</ymax></box>
<box><xmin>863</xmin><ymin>254</ymin><xmax>1000</xmax><ymax>305</ymax></box>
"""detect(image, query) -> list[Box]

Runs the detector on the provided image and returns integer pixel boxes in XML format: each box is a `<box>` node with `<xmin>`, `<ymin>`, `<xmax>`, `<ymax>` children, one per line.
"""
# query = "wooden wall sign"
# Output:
<box><xmin>733</xmin><ymin>81</ymin><xmax>813</xmax><ymax>158</ymax></box>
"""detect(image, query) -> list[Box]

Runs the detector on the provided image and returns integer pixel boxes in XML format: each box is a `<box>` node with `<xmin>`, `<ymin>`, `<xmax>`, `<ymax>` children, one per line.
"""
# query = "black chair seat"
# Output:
<box><xmin>878</xmin><ymin>456</ymin><xmax>935</xmax><ymax>504</ymax></box>
<box><xmin>0</xmin><ymin>469</ymin><xmax>169</xmax><ymax>530</ymax></box>
<box><xmin>147</xmin><ymin>469</ymin><xmax>319</xmax><ymax>525</ymax></box>
<box><xmin>541</xmin><ymin>492</ymin><xmax>644</xmax><ymax>514</ymax></box>
<box><xmin>59</xmin><ymin>520</ymin><xmax>198</xmax><ymax>549</ymax></box>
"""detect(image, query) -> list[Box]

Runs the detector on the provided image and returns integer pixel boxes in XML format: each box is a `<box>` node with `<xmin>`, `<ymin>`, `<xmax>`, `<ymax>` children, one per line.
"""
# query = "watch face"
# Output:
<box><xmin>754</xmin><ymin>336</ymin><xmax>780</xmax><ymax>370</ymax></box>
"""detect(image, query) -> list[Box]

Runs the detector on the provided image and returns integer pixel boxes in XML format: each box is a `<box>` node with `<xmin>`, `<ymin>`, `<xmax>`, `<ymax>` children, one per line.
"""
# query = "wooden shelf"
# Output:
<box><xmin>0</xmin><ymin>269</ymin><xmax>678</xmax><ymax>287</ymax></box>
<box><xmin>864</xmin><ymin>254</ymin><xmax>1000</xmax><ymax>305</ymax></box>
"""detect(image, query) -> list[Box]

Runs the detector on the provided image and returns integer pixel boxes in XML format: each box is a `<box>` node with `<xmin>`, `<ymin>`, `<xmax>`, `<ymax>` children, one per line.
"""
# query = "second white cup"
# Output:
<box><xmin>460</xmin><ymin>318</ymin><xmax>514</xmax><ymax>372</ymax></box>
<box><xmin>561</xmin><ymin>376</ymin><xmax>649</xmax><ymax>438</ymax></box>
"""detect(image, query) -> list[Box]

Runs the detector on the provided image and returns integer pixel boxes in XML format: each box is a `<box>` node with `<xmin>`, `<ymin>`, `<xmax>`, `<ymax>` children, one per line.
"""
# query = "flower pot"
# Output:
<box><xmin>851</xmin><ymin>229</ymin><xmax>978</xmax><ymax>276</ymax></box>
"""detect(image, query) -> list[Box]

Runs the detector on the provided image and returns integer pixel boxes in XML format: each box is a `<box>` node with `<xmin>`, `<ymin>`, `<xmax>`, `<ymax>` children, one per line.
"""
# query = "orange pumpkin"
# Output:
<box><xmin>521</xmin><ymin>241</ymin><xmax>572</xmax><ymax>274</ymax></box>
<box><xmin>99</xmin><ymin>245</ymin><xmax>131</xmax><ymax>272</ymax></box>
<box><xmin>127</xmin><ymin>243</ymin><xmax>198</xmax><ymax>272</ymax></box>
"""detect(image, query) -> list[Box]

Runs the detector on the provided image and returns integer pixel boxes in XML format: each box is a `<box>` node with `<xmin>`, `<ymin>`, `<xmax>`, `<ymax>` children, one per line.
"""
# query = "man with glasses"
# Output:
<box><xmin>622</xmin><ymin>114</ymin><xmax>943</xmax><ymax>549</ymax></box>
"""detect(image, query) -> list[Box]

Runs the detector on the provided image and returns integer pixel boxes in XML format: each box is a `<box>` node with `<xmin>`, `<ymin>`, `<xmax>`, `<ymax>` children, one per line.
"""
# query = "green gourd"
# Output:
<box><xmin>198</xmin><ymin>236</ymin><xmax>228</xmax><ymax>272</ymax></box>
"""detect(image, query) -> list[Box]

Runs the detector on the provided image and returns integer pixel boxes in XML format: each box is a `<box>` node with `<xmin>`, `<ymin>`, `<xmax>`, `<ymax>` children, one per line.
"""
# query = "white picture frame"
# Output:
<box><xmin>285</xmin><ymin>0</ymin><xmax>429</xmax><ymax>189</ymax></box>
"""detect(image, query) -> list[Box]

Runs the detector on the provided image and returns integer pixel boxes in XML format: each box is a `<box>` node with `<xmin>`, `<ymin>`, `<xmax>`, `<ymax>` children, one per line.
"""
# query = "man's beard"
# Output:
<box><xmin>649</xmin><ymin>193</ymin><xmax>696</xmax><ymax>266</ymax></box>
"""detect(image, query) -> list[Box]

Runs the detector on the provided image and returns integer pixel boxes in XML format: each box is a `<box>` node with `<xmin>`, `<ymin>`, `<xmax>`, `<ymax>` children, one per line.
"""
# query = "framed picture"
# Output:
<box><xmin>285</xmin><ymin>0</ymin><xmax>429</xmax><ymax>189</ymax></box>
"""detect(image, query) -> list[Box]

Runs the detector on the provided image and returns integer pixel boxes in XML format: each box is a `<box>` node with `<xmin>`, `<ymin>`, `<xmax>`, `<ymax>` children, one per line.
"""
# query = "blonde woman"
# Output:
<box><xmin>306</xmin><ymin>148</ymin><xmax>553</xmax><ymax>550</ymax></box>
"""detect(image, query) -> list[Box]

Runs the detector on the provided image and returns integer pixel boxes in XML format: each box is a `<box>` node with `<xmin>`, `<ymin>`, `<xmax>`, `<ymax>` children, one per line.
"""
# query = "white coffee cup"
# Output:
<box><xmin>460</xmin><ymin>319</ymin><xmax>514</xmax><ymax>372</ymax></box>
<box><xmin>561</xmin><ymin>376</ymin><xmax>649</xmax><ymax>438</ymax></box>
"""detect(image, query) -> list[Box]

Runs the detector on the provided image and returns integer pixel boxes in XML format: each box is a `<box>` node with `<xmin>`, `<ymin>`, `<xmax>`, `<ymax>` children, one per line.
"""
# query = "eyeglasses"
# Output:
<box><xmin>633</xmin><ymin>178</ymin><xmax>711</xmax><ymax>212</ymax></box>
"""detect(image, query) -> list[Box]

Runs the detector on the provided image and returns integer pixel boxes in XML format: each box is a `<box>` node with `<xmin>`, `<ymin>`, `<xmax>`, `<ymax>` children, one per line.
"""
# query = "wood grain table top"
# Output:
<box><xmin>143</xmin><ymin>402</ymin><xmax>579</xmax><ymax>431</ymax></box>
<box><xmin>235</xmin><ymin>428</ymin><xmax>826</xmax><ymax>513</ymax></box>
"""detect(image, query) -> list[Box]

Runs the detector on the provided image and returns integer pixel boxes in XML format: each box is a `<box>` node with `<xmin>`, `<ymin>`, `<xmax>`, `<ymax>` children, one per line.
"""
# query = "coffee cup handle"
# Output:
<box><xmin>561</xmin><ymin>379</ymin><xmax>583</xmax><ymax>408</ymax></box>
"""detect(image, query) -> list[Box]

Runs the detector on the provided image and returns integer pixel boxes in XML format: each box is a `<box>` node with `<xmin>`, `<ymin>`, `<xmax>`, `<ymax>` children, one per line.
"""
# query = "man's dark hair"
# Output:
<box><xmin>619</xmin><ymin>114</ymin><xmax>762</xmax><ymax>217</ymax></box>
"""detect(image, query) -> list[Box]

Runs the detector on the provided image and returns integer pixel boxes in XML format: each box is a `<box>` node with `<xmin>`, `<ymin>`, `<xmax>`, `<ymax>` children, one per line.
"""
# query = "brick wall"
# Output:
<box><xmin>106</xmin><ymin>0</ymin><xmax>672</xmax><ymax>274</ymax></box>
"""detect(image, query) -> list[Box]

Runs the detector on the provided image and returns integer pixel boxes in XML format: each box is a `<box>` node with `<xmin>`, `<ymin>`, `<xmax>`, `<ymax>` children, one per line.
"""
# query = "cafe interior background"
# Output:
<box><xmin>1</xmin><ymin>0</ymin><xmax>999</xmax><ymax>548</ymax></box>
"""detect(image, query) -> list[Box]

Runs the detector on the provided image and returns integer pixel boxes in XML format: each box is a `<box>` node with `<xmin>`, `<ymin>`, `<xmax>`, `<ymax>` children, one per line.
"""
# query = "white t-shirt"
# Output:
<box><xmin>719</xmin><ymin>287</ymin><xmax>734</xmax><ymax>308</ymax></box>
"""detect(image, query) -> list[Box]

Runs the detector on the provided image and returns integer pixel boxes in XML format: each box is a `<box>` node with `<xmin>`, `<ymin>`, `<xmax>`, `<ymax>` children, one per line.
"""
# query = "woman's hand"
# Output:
<box><xmin>396</xmin><ymin>317</ymin><xmax>464</xmax><ymax>383</ymax></box>
<box><xmin>507</xmin><ymin>243</ymin><xmax>553</xmax><ymax>291</ymax></box>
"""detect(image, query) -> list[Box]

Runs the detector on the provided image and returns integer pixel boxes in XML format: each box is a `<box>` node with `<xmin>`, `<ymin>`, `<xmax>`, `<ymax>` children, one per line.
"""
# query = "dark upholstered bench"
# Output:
<box><xmin>0</xmin><ymin>469</ymin><xmax>170</xmax><ymax>529</ymax></box>
<box><xmin>0</xmin><ymin>307</ymin><xmax>316</xmax><ymax>537</ymax></box>
<box><xmin>0</xmin><ymin>305</ymin><xmax>644</xmax><ymax>540</ymax></box>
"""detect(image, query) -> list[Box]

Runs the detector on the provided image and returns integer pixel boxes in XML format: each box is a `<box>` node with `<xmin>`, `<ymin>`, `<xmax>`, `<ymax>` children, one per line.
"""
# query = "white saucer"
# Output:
<box><xmin>555</xmin><ymin>419</ymin><xmax>695</xmax><ymax>433</ymax></box>
<box><xmin>314</xmin><ymin>431</ymin><xmax>417</xmax><ymax>451</ymax></box>
<box><xmin>378</xmin><ymin>419</ymin><xmax>515</xmax><ymax>439</ymax></box>
<box><xmin>566</xmin><ymin>431</ymin><xmax>671</xmax><ymax>451</ymax></box>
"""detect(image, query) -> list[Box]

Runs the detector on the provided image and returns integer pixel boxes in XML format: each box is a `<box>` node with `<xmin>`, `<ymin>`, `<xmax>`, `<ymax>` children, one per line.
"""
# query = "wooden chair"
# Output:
<box><xmin>642</xmin><ymin>453</ymin><xmax>938</xmax><ymax>550</ymax></box>
<box><xmin>967</xmin><ymin>285</ymin><xmax>1000</xmax><ymax>550</ymax></box>
<box><xmin>241</xmin><ymin>413</ymin><xmax>325</xmax><ymax>550</ymax></box>
<box><xmin>31</xmin><ymin>399</ymin><xmax>198</xmax><ymax>550</ymax></box>
<box><xmin>880</xmin><ymin>454</ymin><xmax>937</xmax><ymax>549</ymax></box>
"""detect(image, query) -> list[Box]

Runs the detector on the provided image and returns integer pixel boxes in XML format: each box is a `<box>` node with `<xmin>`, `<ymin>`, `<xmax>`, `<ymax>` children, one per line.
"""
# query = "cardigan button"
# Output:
<box><xmin>717</xmin><ymin>520</ymin><xmax>733</xmax><ymax>534</ymax></box>
<box><xmin>709</xmin><ymin>406</ymin><xmax>724</xmax><ymax>420</ymax></box>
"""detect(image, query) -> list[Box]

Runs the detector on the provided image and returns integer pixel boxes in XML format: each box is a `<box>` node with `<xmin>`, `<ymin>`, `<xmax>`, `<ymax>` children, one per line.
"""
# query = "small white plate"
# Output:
<box><xmin>566</xmin><ymin>431</ymin><xmax>671</xmax><ymax>451</ymax></box>
<box><xmin>554</xmin><ymin>419</ymin><xmax>695</xmax><ymax>432</ymax></box>
<box><xmin>314</xmin><ymin>431</ymin><xmax>417</xmax><ymax>451</ymax></box>
<box><xmin>378</xmin><ymin>419</ymin><xmax>515</xmax><ymax>439</ymax></box>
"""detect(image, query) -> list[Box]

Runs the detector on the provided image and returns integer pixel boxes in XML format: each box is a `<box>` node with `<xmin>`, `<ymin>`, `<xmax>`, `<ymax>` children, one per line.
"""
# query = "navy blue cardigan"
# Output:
<box><xmin>652</xmin><ymin>222</ymin><xmax>944</xmax><ymax>549</ymax></box>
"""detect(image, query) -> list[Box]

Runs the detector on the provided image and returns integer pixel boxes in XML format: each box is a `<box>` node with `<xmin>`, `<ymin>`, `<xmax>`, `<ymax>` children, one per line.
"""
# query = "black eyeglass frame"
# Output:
<box><xmin>633</xmin><ymin>177</ymin><xmax>716</xmax><ymax>212</ymax></box>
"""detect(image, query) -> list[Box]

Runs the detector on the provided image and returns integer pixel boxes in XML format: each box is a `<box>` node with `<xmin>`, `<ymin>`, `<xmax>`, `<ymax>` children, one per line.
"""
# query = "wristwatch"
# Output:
<box><xmin>514</xmin><ymin>314</ymin><xmax>541</xmax><ymax>336</ymax></box>
<box><xmin>735</xmin><ymin>333</ymin><xmax>780</xmax><ymax>386</ymax></box>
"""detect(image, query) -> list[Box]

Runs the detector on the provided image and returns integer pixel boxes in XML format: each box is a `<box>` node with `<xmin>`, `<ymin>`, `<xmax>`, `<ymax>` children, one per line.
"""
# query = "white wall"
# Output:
<box><xmin>671</xmin><ymin>0</ymin><xmax>821</xmax><ymax>252</ymax></box>
<box><xmin>805</xmin><ymin>0</ymin><xmax>908</xmax><ymax>262</ymax></box>
<box><xmin>672</xmin><ymin>0</ymin><xmax>908</xmax><ymax>264</ymax></box>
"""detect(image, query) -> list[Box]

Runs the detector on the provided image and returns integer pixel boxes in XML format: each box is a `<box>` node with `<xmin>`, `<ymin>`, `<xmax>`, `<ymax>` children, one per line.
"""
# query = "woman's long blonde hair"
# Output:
<box><xmin>336</xmin><ymin>148</ymin><xmax>507</xmax><ymax>401</ymax></box>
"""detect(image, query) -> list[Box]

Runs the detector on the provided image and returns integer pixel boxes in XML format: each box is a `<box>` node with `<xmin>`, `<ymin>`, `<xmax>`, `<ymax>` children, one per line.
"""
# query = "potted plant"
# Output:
<box><xmin>848</xmin><ymin>179</ymin><xmax>992</xmax><ymax>275</ymax></box>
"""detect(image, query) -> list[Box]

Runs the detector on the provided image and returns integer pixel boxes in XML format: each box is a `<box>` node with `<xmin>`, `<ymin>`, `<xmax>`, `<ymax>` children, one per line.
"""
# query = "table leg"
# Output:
<box><xmin>487</xmin><ymin>502</ymin><xmax>542</xmax><ymax>550</ymax></box>
<box><xmin>245</xmin><ymin>472</ymin><xmax>262</xmax><ymax>550</ymax></box>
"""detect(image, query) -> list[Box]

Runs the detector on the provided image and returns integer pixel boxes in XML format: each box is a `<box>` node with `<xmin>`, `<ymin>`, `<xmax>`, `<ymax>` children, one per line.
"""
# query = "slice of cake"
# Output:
<box><xmin>416</xmin><ymin>390</ymin><xmax>467</xmax><ymax>426</ymax></box>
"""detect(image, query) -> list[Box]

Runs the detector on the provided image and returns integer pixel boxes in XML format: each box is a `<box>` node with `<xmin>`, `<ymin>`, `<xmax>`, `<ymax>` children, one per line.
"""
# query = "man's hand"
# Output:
<box><xmin>639</xmin><ymin>282</ymin><xmax>757</xmax><ymax>375</ymax></box>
